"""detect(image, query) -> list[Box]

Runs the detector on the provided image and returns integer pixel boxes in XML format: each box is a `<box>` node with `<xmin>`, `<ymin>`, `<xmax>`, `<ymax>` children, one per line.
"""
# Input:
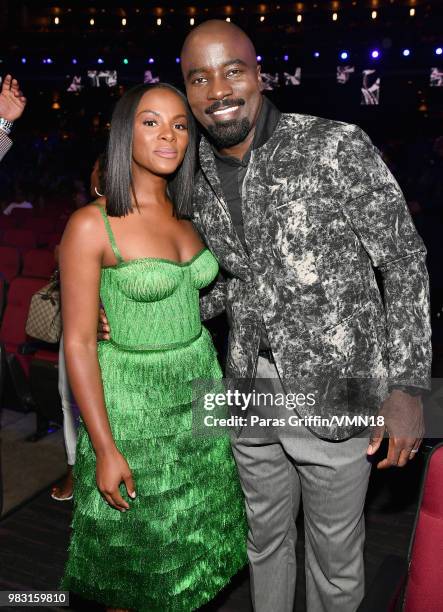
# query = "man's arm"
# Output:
<box><xmin>0</xmin><ymin>129</ymin><xmax>12</xmax><ymax>162</ymax></box>
<box><xmin>0</xmin><ymin>74</ymin><xmax>27</xmax><ymax>162</ymax></box>
<box><xmin>337</xmin><ymin>125</ymin><xmax>431</xmax><ymax>391</ymax></box>
<box><xmin>200</xmin><ymin>272</ymin><xmax>227</xmax><ymax>321</ymax></box>
<box><xmin>337</xmin><ymin>125</ymin><xmax>430</xmax><ymax>468</ymax></box>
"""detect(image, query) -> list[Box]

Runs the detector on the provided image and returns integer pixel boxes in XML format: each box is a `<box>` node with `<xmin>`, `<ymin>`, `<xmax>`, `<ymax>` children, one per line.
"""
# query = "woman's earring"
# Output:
<box><xmin>94</xmin><ymin>187</ymin><xmax>104</xmax><ymax>197</ymax></box>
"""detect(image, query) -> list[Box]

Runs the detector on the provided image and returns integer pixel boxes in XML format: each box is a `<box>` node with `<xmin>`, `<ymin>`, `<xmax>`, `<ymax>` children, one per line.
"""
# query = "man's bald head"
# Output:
<box><xmin>181</xmin><ymin>20</ymin><xmax>257</xmax><ymax>67</ymax></box>
<box><xmin>180</xmin><ymin>19</ymin><xmax>263</xmax><ymax>153</ymax></box>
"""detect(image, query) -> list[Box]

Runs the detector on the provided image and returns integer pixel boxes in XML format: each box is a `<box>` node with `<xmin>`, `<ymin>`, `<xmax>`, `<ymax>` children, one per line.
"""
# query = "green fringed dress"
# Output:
<box><xmin>61</xmin><ymin>206</ymin><xmax>248</xmax><ymax>610</ymax></box>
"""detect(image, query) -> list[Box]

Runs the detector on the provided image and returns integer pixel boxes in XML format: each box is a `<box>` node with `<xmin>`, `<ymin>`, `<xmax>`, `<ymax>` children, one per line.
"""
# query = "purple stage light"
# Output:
<box><xmin>175</xmin><ymin>57</ymin><xmax>181</xmax><ymax>63</ymax></box>
<box><xmin>256</xmin><ymin>55</ymin><xmax>262</xmax><ymax>62</ymax></box>
<box><xmin>340</xmin><ymin>51</ymin><xmax>349</xmax><ymax>60</ymax></box>
<box><xmin>371</xmin><ymin>49</ymin><xmax>380</xmax><ymax>59</ymax></box>
<box><xmin>97</xmin><ymin>58</ymin><xmax>104</xmax><ymax>64</ymax></box>
<box><xmin>148</xmin><ymin>58</ymin><xmax>154</xmax><ymax>64</ymax></box>
<box><xmin>436</xmin><ymin>47</ymin><xmax>443</xmax><ymax>56</ymax></box>
<box><xmin>402</xmin><ymin>49</ymin><xmax>410</xmax><ymax>57</ymax></box>
<box><xmin>314</xmin><ymin>51</ymin><xmax>320</xmax><ymax>58</ymax></box>
<box><xmin>283</xmin><ymin>54</ymin><xmax>289</xmax><ymax>61</ymax></box>
<box><xmin>72</xmin><ymin>58</ymin><xmax>78</xmax><ymax>64</ymax></box>
<box><xmin>21</xmin><ymin>57</ymin><xmax>26</xmax><ymax>64</ymax></box>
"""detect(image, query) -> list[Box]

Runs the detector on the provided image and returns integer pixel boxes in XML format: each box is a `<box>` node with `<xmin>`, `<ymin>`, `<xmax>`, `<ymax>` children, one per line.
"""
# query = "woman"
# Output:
<box><xmin>59</xmin><ymin>83</ymin><xmax>247</xmax><ymax>611</ymax></box>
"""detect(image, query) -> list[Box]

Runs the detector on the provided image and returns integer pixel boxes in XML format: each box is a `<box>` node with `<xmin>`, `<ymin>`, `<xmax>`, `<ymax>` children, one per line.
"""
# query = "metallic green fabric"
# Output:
<box><xmin>61</xmin><ymin>208</ymin><xmax>248</xmax><ymax>610</ymax></box>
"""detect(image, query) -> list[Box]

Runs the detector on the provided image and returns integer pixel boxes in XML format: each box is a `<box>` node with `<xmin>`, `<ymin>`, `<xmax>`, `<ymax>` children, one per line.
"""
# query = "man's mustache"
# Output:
<box><xmin>205</xmin><ymin>99</ymin><xmax>246</xmax><ymax>115</ymax></box>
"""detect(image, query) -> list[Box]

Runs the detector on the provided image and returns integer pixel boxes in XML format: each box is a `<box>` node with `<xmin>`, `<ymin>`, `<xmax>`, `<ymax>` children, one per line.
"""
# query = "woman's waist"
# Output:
<box><xmin>108</xmin><ymin>324</ymin><xmax>203</xmax><ymax>352</ymax></box>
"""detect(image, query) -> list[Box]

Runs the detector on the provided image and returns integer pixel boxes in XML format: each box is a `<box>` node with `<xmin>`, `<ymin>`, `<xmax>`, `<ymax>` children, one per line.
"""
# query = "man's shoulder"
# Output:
<box><xmin>278</xmin><ymin>112</ymin><xmax>360</xmax><ymax>141</ymax></box>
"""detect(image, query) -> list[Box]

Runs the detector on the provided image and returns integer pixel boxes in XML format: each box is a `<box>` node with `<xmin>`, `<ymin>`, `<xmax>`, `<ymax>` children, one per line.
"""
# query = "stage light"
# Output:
<box><xmin>190</xmin><ymin>18</ymin><xmax>195</xmax><ymax>26</ymax></box>
<box><xmin>402</xmin><ymin>48</ymin><xmax>411</xmax><ymax>57</ymax></box>
<box><xmin>97</xmin><ymin>57</ymin><xmax>104</xmax><ymax>64</ymax></box>
<box><xmin>283</xmin><ymin>55</ymin><xmax>289</xmax><ymax>61</ymax></box>
<box><xmin>435</xmin><ymin>47</ymin><xmax>443</xmax><ymax>56</ymax></box>
<box><xmin>371</xmin><ymin>10</ymin><xmax>377</xmax><ymax>20</ymax></box>
<box><xmin>409</xmin><ymin>8</ymin><xmax>416</xmax><ymax>17</ymax></box>
<box><xmin>123</xmin><ymin>58</ymin><xmax>129</xmax><ymax>65</ymax></box>
<box><xmin>90</xmin><ymin>18</ymin><xmax>95</xmax><ymax>26</ymax></box>
<box><xmin>226</xmin><ymin>17</ymin><xmax>231</xmax><ymax>22</ymax></box>
<box><xmin>297</xmin><ymin>14</ymin><xmax>302</xmax><ymax>23</ymax></box>
<box><xmin>314</xmin><ymin>51</ymin><xmax>320</xmax><ymax>58</ymax></box>
<box><xmin>340</xmin><ymin>51</ymin><xmax>349</xmax><ymax>60</ymax></box>
<box><xmin>148</xmin><ymin>58</ymin><xmax>154</xmax><ymax>64</ymax></box>
<box><xmin>257</xmin><ymin>55</ymin><xmax>262</xmax><ymax>62</ymax></box>
<box><xmin>72</xmin><ymin>58</ymin><xmax>78</xmax><ymax>64</ymax></box>
<box><xmin>176</xmin><ymin>57</ymin><xmax>181</xmax><ymax>63</ymax></box>
<box><xmin>371</xmin><ymin>49</ymin><xmax>380</xmax><ymax>59</ymax></box>
<box><xmin>54</xmin><ymin>17</ymin><xmax>60</xmax><ymax>25</ymax></box>
<box><xmin>332</xmin><ymin>12</ymin><xmax>338</xmax><ymax>21</ymax></box>
<box><xmin>46</xmin><ymin>58</ymin><xmax>53</xmax><ymax>64</ymax></box>
<box><xmin>122</xmin><ymin>18</ymin><xmax>127</xmax><ymax>26</ymax></box>
<box><xmin>21</xmin><ymin>57</ymin><xmax>26</xmax><ymax>64</ymax></box>
<box><xmin>260</xmin><ymin>16</ymin><xmax>265</xmax><ymax>22</ymax></box>
<box><xmin>156</xmin><ymin>18</ymin><xmax>162</xmax><ymax>26</ymax></box>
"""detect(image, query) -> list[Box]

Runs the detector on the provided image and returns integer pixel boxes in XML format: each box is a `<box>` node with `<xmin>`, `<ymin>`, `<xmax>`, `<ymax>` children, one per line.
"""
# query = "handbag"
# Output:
<box><xmin>25</xmin><ymin>270</ymin><xmax>62</xmax><ymax>344</ymax></box>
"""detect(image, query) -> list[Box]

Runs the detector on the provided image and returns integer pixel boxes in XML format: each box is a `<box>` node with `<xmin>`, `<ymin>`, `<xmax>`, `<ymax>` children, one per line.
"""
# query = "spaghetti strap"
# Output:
<box><xmin>94</xmin><ymin>203</ymin><xmax>124</xmax><ymax>265</ymax></box>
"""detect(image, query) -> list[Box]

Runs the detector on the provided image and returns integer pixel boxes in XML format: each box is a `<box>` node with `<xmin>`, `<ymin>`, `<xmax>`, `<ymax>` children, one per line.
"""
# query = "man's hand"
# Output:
<box><xmin>0</xmin><ymin>75</ymin><xmax>27</xmax><ymax>121</ymax></box>
<box><xmin>367</xmin><ymin>389</ymin><xmax>424</xmax><ymax>468</ymax></box>
<box><xmin>98</xmin><ymin>306</ymin><xmax>110</xmax><ymax>341</ymax></box>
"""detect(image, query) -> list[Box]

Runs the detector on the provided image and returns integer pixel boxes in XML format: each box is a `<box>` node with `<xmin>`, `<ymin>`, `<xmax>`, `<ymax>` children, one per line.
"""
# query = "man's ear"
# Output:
<box><xmin>256</xmin><ymin>64</ymin><xmax>264</xmax><ymax>92</ymax></box>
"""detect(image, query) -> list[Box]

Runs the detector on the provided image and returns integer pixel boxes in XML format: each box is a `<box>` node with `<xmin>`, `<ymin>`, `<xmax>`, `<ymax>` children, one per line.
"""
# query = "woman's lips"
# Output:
<box><xmin>154</xmin><ymin>149</ymin><xmax>178</xmax><ymax>158</ymax></box>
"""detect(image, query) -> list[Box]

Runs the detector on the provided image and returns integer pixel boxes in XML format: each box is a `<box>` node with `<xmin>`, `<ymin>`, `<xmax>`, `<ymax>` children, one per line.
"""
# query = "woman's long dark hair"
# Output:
<box><xmin>105</xmin><ymin>82</ymin><xmax>197</xmax><ymax>218</ymax></box>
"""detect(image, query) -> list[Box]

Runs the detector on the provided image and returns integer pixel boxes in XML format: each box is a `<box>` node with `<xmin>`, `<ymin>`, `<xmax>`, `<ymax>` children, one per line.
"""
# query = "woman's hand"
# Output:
<box><xmin>96</xmin><ymin>446</ymin><xmax>136</xmax><ymax>511</ymax></box>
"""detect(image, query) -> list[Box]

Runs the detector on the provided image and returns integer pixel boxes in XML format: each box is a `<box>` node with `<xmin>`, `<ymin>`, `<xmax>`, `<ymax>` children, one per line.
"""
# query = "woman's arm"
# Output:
<box><xmin>59</xmin><ymin>206</ymin><xmax>135</xmax><ymax>511</ymax></box>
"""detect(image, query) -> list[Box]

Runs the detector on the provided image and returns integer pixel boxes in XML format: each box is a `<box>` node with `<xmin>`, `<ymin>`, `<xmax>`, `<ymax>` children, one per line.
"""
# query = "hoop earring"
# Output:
<box><xmin>94</xmin><ymin>187</ymin><xmax>104</xmax><ymax>197</ymax></box>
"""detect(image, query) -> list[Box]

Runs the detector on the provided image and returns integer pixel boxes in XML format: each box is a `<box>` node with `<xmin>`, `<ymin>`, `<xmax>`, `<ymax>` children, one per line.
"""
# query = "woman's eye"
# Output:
<box><xmin>143</xmin><ymin>119</ymin><xmax>157</xmax><ymax>126</ymax></box>
<box><xmin>174</xmin><ymin>123</ymin><xmax>188</xmax><ymax>130</ymax></box>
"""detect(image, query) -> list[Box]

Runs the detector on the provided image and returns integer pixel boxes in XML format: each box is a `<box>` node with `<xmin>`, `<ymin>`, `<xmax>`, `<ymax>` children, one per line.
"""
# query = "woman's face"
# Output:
<box><xmin>132</xmin><ymin>88</ymin><xmax>189</xmax><ymax>177</ymax></box>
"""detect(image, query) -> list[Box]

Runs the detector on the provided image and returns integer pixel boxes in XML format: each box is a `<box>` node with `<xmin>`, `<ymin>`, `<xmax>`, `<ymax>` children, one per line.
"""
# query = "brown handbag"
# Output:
<box><xmin>25</xmin><ymin>271</ymin><xmax>62</xmax><ymax>344</ymax></box>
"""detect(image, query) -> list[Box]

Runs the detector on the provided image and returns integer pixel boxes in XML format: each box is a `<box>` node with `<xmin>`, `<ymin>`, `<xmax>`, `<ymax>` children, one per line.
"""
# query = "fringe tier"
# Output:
<box><xmin>60</xmin><ymin>328</ymin><xmax>248</xmax><ymax>611</ymax></box>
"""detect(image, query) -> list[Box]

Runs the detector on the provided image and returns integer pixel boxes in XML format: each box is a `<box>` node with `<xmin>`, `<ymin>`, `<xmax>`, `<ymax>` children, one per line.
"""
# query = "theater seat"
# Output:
<box><xmin>22</xmin><ymin>217</ymin><xmax>55</xmax><ymax>234</ymax></box>
<box><xmin>0</xmin><ymin>246</ymin><xmax>20</xmax><ymax>283</ymax></box>
<box><xmin>2</xmin><ymin>229</ymin><xmax>36</xmax><ymax>251</ymax></box>
<box><xmin>22</xmin><ymin>249</ymin><xmax>55</xmax><ymax>279</ymax></box>
<box><xmin>357</xmin><ymin>442</ymin><xmax>443</xmax><ymax>612</ymax></box>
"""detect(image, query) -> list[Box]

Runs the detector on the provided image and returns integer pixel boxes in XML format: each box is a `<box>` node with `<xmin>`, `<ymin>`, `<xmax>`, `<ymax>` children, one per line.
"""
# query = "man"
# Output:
<box><xmin>0</xmin><ymin>74</ymin><xmax>27</xmax><ymax>162</ymax></box>
<box><xmin>100</xmin><ymin>20</ymin><xmax>430</xmax><ymax>611</ymax></box>
<box><xmin>180</xmin><ymin>20</ymin><xmax>430</xmax><ymax>612</ymax></box>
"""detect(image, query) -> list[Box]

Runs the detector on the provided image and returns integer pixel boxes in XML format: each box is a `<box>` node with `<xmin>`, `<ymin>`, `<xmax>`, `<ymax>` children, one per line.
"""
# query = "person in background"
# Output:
<box><xmin>51</xmin><ymin>154</ymin><xmax>106</xmax><ymax>502</ymax></box>
<box><xmin>0</xmin><ymin>74</ymin><xmax>27</xmax><ymax>162</ymax></box>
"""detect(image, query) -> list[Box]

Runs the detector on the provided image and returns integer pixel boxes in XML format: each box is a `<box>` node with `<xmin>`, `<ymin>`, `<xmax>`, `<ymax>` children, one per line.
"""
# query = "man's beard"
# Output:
<box><xmin>207</xmin><ymin>117</ymin><xmax>251</xmax><ymax>149</ymax></box>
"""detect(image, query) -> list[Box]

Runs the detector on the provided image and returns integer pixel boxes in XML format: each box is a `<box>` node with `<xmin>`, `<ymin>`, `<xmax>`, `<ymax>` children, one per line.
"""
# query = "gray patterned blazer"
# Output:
<box><xmin>194</xmin><ymin>112</ymin><xmax>432</xmax><ymax>439</ymax></box>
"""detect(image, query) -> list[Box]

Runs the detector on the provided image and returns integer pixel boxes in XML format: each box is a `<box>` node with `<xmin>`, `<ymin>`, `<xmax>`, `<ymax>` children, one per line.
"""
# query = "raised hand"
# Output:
<box><xmin>0</xmin><ymin>74</ymin><xmax>27</xmax><ymax>121</ymax></box>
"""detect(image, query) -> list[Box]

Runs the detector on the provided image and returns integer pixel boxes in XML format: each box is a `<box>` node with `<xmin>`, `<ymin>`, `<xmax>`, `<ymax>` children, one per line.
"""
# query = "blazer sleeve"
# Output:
<box><xmin>337</xmin><ymin>125</ymin><xmax>432</xmax><ymax>391</ymax></box>
<box><xmin>191</xmin><ymin>204</ymin><xmax>227</xmax><ymax>321</ymax></box>
<box><xmin>0</xmin><ymin>130</ymin><xmax>12</xmax><ymax>162</ymax></box>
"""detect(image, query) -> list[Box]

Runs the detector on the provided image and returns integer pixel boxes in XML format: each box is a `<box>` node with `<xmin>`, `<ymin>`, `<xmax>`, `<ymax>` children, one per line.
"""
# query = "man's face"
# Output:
<box><xmin>182</xmin><ymin>34</ymin><xmax>262</xmax><ymax>150</ymax></box>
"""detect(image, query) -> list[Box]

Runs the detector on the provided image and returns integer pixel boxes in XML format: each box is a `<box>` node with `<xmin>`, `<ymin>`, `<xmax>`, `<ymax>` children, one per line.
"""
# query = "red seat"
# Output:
<box><xmin>2</xmin><ymin>228</ymin><xmax>37</xmax><ymax>251</ymax></box>
<box><xmin>0</xmin><ymin>216</ymin><xmax>17</xmax><ymax>230</ymax></box>
<box><xmin>22</xmin><ymin>217</ymin><xmax>55</xmax><ymax>234</ymax></box>
<box><xmin>0</xmin><ymin>246</ymin><xmax>20</xmax><ymax>283</ymax></box>
<box><xmin>0</xmin><ymin>277</ymin><xmax>47</xmax><ymax>375</ymax></box>
<box><xmin>357</xmin><ymin>442</ymin><xmax>443</xmax><ymax>612</ymax></box>
<box><xmin>45</xmin><ymin>232</ymin><xmax>63</xmax><ymax>249</ymax></box>
<box><xmin>403</xmin><ymin>443</ymin><xmax>443</xmax><ymax>612</ymax></box>
<box><xmin>22</xmin><ymin>249</ymin><xmax>55</xmax><ymax>279</ymax></box>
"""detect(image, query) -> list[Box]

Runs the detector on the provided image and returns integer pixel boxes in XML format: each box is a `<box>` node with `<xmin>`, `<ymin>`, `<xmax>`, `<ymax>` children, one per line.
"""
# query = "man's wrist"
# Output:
<box><xmin>0</xmin><ymin>117</ymin><xmax>14</xmax><ymax>135</ymax></box>
<box><xmin>388</xmin><ymin>384</ymin><xmax>423</xmax><ymax>397</ymax></box>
